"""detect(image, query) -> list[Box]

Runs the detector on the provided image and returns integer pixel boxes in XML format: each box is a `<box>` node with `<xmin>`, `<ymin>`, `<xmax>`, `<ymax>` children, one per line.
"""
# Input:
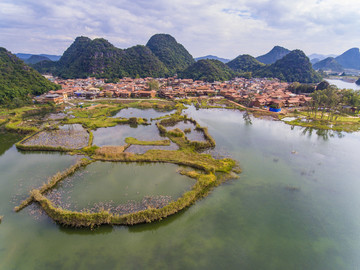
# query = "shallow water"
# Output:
<box><xmin>1</xmin><ymin>107</ymin><xmax>360</xmax><ymax>269</ymax></box>
<box><xmin>113</xmin><ymin>108</ymin><xmax>174</xmax><ymax>120</ymax></box>
<box><xmin>92</xmin><ymin>124</ymin><xmax>165</xmax><ymax>146</ymax></box>
<box><xmin>46</xmin><ymin>162</ymin><xmax>195</xmax><ymax>214</ymax></box>
<box><xmin>166</xmin><ymin>121</ymin><xmax>206</xmax><ymax>141</ymax></box>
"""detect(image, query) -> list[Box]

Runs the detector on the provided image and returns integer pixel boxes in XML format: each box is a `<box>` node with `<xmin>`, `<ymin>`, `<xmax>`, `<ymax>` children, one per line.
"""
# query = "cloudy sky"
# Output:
<box><xmin>1</xmin><ymin>0</ymin><xmax>360</xmax><ymax>59</ymax></box>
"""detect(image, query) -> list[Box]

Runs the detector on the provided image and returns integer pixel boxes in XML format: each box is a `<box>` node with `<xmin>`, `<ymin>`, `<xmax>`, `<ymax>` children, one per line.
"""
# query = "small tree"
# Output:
<box><xmin>147</xmin><ymin>80</ymin><xmax>159</xmax><ymax>91</ymax></box>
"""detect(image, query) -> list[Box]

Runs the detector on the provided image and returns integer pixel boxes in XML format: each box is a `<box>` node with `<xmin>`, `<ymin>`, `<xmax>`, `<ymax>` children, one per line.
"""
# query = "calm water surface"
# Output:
<box><xmin>113</xmin><ymin>108</ymin><xmax>174</xmax><ymax>120</ymax></box>
<box><xmin>326</xmin><ymin>79</ymin><xmax>360</xmax><ymax>90</ymax></box>
<box><xmin>0</xmin><ymin>107</ymin><xmax>360</xmax><ymax>270</ymax></box>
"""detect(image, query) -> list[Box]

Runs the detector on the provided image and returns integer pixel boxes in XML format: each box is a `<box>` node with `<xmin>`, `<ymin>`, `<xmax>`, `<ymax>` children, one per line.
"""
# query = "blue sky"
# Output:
<box><xmin>1</xmin><ymin>0</ymin><xmax>360</xmax><ymax>58</ymax></box>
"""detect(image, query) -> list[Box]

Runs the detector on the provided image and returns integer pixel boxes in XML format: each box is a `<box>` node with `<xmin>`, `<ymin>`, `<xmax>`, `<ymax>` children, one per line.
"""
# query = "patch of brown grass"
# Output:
<box><xmin>94</xmin><ymin>145</ymin><xmax>130</xmax><ymax>158</ymax></box>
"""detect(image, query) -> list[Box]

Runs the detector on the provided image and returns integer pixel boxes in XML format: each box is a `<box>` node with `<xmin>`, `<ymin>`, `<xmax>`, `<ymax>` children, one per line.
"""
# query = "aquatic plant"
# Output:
<box><xmin>29</xmin><ymin>169</ymin><xmax>237</xmax><ymax>227</ymax></box>
<box><xmin>13</xmin><ymin>100</ymin><xmax>241</xmax><ymax>228</ymax></box>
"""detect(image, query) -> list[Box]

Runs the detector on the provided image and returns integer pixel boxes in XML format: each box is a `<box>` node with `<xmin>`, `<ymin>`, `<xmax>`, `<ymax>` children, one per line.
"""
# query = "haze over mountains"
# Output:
<box><xmin>16</xmin><ymin>53</ymin><xmax>61</xmax><ymax>62</ymax></box>
<box><xmin>311</xmin><ymin>48</ymin><xmax>360</xmax><ymax>72</ymax></box>
<box><xmin>256</xmin><ymin>46</ymin><xmax>291</xmax><ymax>64</ymax></box>
<box><xmin>195</xmin><ymin>55</ymin><xmax>230</xmax><ymax>63</ymax></box>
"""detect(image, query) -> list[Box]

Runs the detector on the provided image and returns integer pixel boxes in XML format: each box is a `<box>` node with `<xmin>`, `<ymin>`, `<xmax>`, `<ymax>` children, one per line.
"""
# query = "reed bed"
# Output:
<box><xmin>94</xmin><ymin>145</ymin><xmax>130</xmax><ymax>159</ymax></box>
<box><xmin>17</xmin><ymin>128</ymin><xmax>89</xmax><ymax>150</ymax></box>
<box><xmin>13</xmin><ymin>101</ymin><xmax>241</xmax><ymax>228</ymax></box>
<box><xmin>30</xmin><ymin>171</ymin><xmax>227</xmax><ymax>227</ymax></box>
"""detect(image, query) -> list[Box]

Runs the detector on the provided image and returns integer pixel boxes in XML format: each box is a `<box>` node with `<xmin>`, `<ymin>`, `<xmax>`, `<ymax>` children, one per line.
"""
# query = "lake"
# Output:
<box><xmin>0</xmin><ymin>107</ymin><xmax>359</xmax><ymax>270</ymax></box>
<box><xmin>326</xmin><ymin>79</ymin><xmax>360</xmax><ymax>90</ymax></box>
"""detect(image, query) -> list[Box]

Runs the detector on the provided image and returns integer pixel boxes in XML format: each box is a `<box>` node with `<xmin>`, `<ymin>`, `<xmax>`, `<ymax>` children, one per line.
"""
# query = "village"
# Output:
<box><xmin>35</xmin><ymin>76</ymin><xmax>312</xmax><ymax>111</ymax></box>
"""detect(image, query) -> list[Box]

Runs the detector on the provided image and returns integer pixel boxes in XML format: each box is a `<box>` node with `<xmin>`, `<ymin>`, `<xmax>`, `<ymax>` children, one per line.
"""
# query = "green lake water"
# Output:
<box><xmin>1</xmin><ymin>107</ymin><xmax>360</xmax><ymax>269</ymax></box>
<box><xmin>45</xmin><ymin>162</ymin><xmax>195</xmax><ymax>213</ymax></box>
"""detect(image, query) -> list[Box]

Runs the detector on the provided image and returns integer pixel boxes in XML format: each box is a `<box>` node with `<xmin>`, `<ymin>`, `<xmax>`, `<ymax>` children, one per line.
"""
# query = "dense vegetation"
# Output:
<box><xmin>0</xmin><ymin>47</ymin><xmax>60</xmax><ymax>106</ymax></box>
<box><xmin>33</xmin><ymin>36</ymin><xmax>169</xmax><ymax>79</ymax></box>
<box><xmin>226</xmin><ymin>54</ymin><xmax>265</xmax><ymax>73</ymax></box>
<box><xmin>31</xmin><ymin>34</ymin><xmax>323</xmax><ymax>83</ymax></box>
<box><xmin>179</xmin><ymin>59</ymin><xmax>237</xmax><ymax>82</ymax></box>
<box><xmin>256</xmin><ymin>46</ymin><xmax>290</xmax><ymax>64</ymax></box>
<box><xmin>313</xmin><ymin>57</ymin><xmax>344</xmax><ymax>72</ymax></box>
<box><xmin>146</xmin><ymin>34</ymin><xmax>195</xmax><ymax>74</ymax></box>
<box><xmin>309</xmin><ymin>86</ymin><xmax>360</xmax><ymax>120</ymax></box>
<box><xmin>254</xmin><ymin>50</ymin><xmax>322</xmax><ymax>83</ymax></box>
<box><xmin>287</xmin><ymin>82</ymin><xmax>316</xmax><ymax>94</ymax></box>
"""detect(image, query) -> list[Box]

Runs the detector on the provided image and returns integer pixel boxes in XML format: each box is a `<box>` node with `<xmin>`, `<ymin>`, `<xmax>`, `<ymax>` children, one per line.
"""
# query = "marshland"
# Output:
<box><xmin>0</xmin><ymin>100</ymin><xmax>360</xmax><ymax>269</ymax></box>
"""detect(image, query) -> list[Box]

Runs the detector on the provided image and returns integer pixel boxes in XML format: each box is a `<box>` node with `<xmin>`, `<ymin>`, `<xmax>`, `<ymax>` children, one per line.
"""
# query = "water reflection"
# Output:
<box><xmin>127</xmin><ymin>208</ymin><xmax>187</xmax><ymax>233</ymax></box>
<box><xmin>0</xmin><ymin>132</ymin><xmax>23</xmax><ymax>156</ymax></box>
<box><xmin>59</xmin><ymin>224</ymin><xmax>114</xmax><ymax>235</ymax></box>
<box><xmin>243</xmin><ymin>112</ymin><xmax>252</xmax><ymax>125</ymax></box>
<box><xmin>299</xmin><ymin>126</ymin><xmax>344</xmax><ymax>141</ymax></box>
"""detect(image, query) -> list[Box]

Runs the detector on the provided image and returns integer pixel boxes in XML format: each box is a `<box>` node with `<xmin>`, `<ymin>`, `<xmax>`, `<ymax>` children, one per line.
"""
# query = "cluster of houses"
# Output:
<box><xmin>34</xmin><ymin>76</ymin><xmax>313</xmax><ymax>110</ymax></box>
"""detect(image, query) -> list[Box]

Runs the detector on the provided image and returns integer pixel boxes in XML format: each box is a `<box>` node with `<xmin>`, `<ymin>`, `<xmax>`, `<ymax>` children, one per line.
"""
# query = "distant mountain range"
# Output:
<box><xmin>0</xmin><ymin>48</ymin><xmax>59</xmax><ymax>104</ymax></box>
<box><xmin>308</xmin><ymin>53</ymin><xmax>338</xmax><ymax>65</ymax></box>
<box><xmin>16</xmin><ymin>53</ymin><xmax>61</xmax><ymax>62</ymax></box>
<box><xmin>256</xmin><ymin>46</ymin><xmax>291</xmax><ymax>64</ymax></box>
<box><xmin>195</xmin><ymin>55</ymin><xmax>230</xmax><ymax>63</ymax></box>
<box><xmin>311</xmin><ymin>48</ymin><xmax>360</xmax><ymax>72</ymax></box>
<box><xmin>335</xmin><ymin>48</ymin><xmax>360</xmax><ymax>70</ymax></box>
<box><xmin>313</xmin><ymin>57</ymin><xmax>344</xmax><ymax>72</ymax></box>
<box><xmin>24</xmin><ymin>55</ymin><xmax>51</xmax><ymax>65</ymax></box>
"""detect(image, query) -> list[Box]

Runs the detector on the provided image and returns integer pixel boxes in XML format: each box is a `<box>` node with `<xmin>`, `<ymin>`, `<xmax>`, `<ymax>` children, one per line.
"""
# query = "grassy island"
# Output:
<box><xmin>125</xmin><ymin>137</ymin><xmax>170</xmax><ymax>146</ymax></box>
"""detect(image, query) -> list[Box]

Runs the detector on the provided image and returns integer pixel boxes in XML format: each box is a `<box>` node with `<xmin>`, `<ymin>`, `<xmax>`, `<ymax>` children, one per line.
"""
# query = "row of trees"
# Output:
<box><xmin>308</xmin><ymin>86</ymin><xmax>360</xmax><ymax>120</ymax></box>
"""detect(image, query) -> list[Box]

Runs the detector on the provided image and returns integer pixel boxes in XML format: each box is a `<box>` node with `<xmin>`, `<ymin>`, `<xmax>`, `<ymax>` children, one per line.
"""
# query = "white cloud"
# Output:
<box><xmin>0</xmin><ymin>0</ymin><xmax>360</xmax><ymax>58</ymax></box>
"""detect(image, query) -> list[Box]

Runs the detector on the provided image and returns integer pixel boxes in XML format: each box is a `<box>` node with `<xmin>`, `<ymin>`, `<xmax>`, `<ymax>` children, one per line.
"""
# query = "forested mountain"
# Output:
<box><xmin>30</xmin><ymin>34</ymin><xmax>322</xmax><ymax>83</ymax></box>
<box><xmin>313</xmin><ymin>57</ymin><xmax>344</xmax><ymax>72</ymax></box>
<box><xmin>226</xmin><ymin>54</ymin><xmax>265</xmax><ymax>73</ymax></box>
<box><xmin>146</xmin><ymin>34</ymin><xmax>195</xmax><ymax>74</ymax></box>
<box><xmin>255</xmin><ymin>50</ymin><xmax>322</xmax><ymax>83</ymax></box>
<box><xmin>0</xmin><ymin>47</ymin><xmax>59</xmax><ymax>105</ymax></box>
<box><xmin>179</xmin><ymin>59</ymin><xmax>236</xmax><ymax>82</ymax></box>
<box><xmin>33</xmin><ymin>36</ymin><xmax>168</xmax><ymax>79</ymax></box>
<box><xmin>256</xmin><ymin>46</ymin><xmax>290</xmax><ymax>64</ymax></box>
<box><xmin>195</xmin><ymin>55</ymin><xmax>230</xmax><ymax>63</ymax></box>
<box><xmin>121</xmin><ymin>45</ymin><xmax>169</xmax><ymax>78</ymax></box>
